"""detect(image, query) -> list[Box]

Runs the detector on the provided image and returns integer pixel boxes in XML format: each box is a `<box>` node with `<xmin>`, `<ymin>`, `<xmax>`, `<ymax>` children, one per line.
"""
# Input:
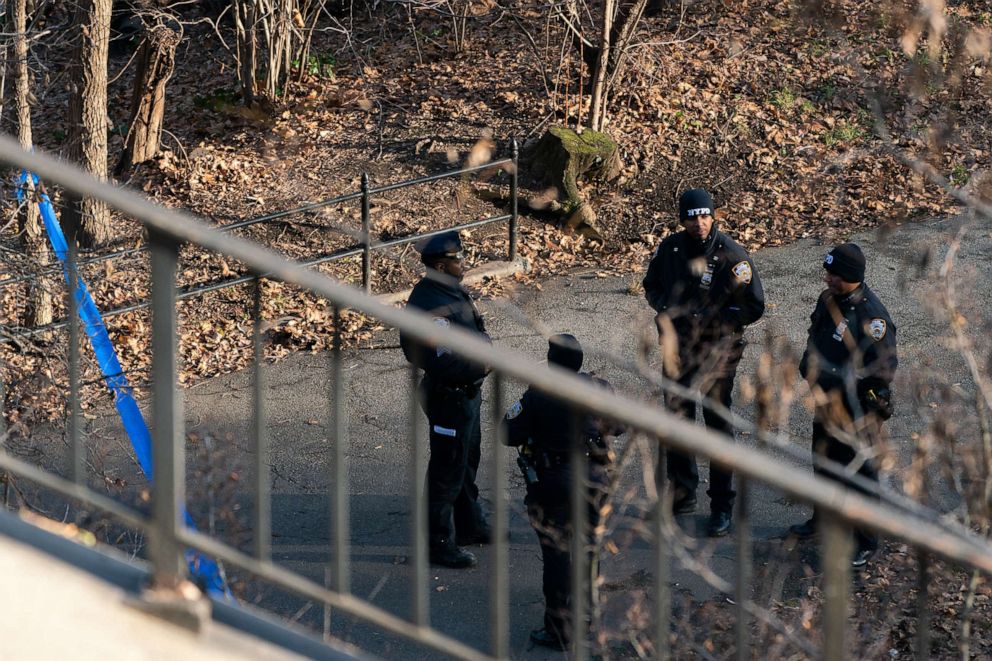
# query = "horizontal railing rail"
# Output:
<box><xmin>1</xmin><ymin>136</ymin><xmax>988</xmax><ymax>661</ymax></box>
<box><xmin>0</xmin><ymin>150</ymin><xmax>518</xmax><ymax>296</ymax></box>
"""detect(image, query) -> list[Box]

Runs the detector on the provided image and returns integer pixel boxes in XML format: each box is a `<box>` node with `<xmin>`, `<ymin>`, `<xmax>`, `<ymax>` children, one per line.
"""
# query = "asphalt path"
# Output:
<box><xmin>64</xmin><ymin>211</ymin><xmax>990</xmax><ymax>658</ymax></box>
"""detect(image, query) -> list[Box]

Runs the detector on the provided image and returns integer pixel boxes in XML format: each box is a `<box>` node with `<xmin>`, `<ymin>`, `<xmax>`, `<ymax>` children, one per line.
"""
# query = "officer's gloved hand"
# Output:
<box><xmin>858</xmin><ymin>380</ymin><xmax>893</xmax><ymax>420</ymax></box>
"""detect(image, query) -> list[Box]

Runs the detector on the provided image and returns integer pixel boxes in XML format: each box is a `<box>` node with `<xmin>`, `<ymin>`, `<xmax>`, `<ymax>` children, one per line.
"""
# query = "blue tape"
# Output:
<box><xmin>18</xmin><ymin>173</ymin><xmax>228</xmax><ymax>596</ymax></box>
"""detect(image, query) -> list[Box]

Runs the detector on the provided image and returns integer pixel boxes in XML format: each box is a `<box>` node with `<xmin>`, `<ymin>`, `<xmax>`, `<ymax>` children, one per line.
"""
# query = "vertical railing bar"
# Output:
<box><xmin>331</xmin><ymin>305</ymin><xmax>351</xmax><ymax>596</ymax></box>
<box><xmin>735</xmin><ymin>477</ymin><xmax>751</xmax><ymax>661</ymax></box>
<box><xmin>915</xmin><ymin>549</ymin><xmax>930</xmax><ymax>661</ymax></box>
<box><xmin>361</xmin><ymin>173</ymin><xmax>372</xmax><ymax>295</ymax></box>
<box><xmin>409</xmin><ymin>362</ymin><xmax>429</xmax><ymax>626</ymax></box>
<box><xmin>821</xmin><ymin>515</ymin><xmax>852</xmax><ymax>661</ymax></box>
<box><xmin>509</xmin><ymin>139</ymin><xmax>518</xmax><ymax>262</ymax></box>
<box><xmin>655</xmin><ymin>441</ymin><xmax>672</xmax><ymax>661</ymax></box>
<box><xmin>67</xmin><ymin>237</ymin><xmax>83</xmax><ymax>484</ymax></box>
<box><xmin>489</xmin><ymin>373</ymin><xmax>509</xmax><ymax>659</ymax></box>
<box><xmin>252</xmin><ymin>276</ymin><xmax>271</xmax><ymax>561</ymax></box>
<box><xmin>149</xmin><ymin>229</ymin><xmax>185</xmax><ymax>586</ymax></box>
<box><xmin>570</xmin><ymin>406</ymin><xmax>589</xmax><ymax>661</ymax></box>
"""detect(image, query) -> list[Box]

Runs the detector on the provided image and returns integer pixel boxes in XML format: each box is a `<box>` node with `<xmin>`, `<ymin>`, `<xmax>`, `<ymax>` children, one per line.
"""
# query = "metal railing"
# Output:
<box><xmin>0</xmin><ymin>141</ymin><xmax>519</xmax><ymax>337</ymax></box>
<box><xmin>1</xmin><ymin>136</ymin><xmax>991</xmax><ymax>660</ymax></box>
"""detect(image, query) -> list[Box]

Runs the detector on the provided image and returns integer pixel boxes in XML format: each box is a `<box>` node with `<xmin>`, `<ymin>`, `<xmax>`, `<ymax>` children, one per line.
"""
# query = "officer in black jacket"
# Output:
<box><xmin>400</xmin><ymin>231</ymin><xmax>491</xmax><ymax>569</ymax></box>
<box><xmin>503</xmin><ymin>334</ymin><xmax>618</xmax><ymax>651</ymax></box>
<box><xmin>642</xmin><ymin>189</ymin><xmax>765</xmax><ymax>537</ymax></box>
<box><xmin>792</xmin><ymin>243</ymin><xmax>897</xmax><ymax>568</ymax></box>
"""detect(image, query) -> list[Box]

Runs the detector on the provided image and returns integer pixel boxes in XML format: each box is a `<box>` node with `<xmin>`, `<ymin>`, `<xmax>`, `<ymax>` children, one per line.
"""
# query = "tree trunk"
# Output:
<box><xmin>65</xmin><ymin>0</ymin><xmax>113</xmax><ymax>248</ymax></box>
<box><xmin>9</xmin><ymin>0</ymin><xmax>53</xmax><ymax>326</ymax></box>
<box><xmin>233</xmin><ymin>0</ymin><xmax>258</xmax><ymax>106</ymax></box>
<box><xmin>116</xmin><ymin>22</ymin><xmax>180</xmax><ymax>174</ymax></box>
<box><xmin>588</xmin><ymin>0</ymin><xmax>615</xmax><ymax>132</ymax></box>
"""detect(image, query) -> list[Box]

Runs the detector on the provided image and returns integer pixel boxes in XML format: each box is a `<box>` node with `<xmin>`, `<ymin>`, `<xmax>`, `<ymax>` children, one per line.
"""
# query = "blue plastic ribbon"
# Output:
<box><xmin>18</xmin><ymin>172</ymin><xmax>228</xmax><ymax>596</ymax></box>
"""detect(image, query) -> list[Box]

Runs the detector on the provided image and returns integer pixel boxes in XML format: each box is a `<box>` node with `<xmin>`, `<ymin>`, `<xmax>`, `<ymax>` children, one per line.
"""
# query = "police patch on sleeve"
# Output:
<box><xmin>731</xmin><ymin>260</ymin><xmax>753</xmax><ymax>285</ymax></box>
<box><xmin>868</xmin><ymin>318</ymin><xmax>887</xmax><ymax>341</ymax></box>
<box><xmin>505</xmin><ymin>400</ymin><xmax>523</xmax><ymax>420</ymax></box>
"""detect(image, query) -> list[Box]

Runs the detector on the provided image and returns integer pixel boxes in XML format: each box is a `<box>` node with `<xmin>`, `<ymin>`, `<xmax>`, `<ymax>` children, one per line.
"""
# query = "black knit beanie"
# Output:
<box><xmin>547</xmin><ymin>333</ymin><xmax>583</xmax><ymax>372</ymax></box>
<box><xmin>823</xmin><ymin>243</ymin><xmax>866</xmax><ymax>283</ymax></box>
<box><xmin>678</xmin><ymin>189</ymin><xmax>714</xmax><ymax>222</ymax></box>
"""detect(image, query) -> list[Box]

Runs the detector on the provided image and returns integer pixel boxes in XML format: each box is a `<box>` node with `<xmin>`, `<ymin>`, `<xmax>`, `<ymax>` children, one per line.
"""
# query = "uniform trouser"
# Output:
<box><xmin>425</xmin><ymin>386</ymin><xmax>485</xmax><ymax>549</ymax></box>
<box><xmin>664</xmin><ymin>342</ymin><xmax>742</xmax><ymax>514</ymax></box>
<box><xmin>811</xmin><ymin>416</ymin><xmax>880</xmax><ymax>552</ymax></box>
<box><xmin>525</xmin><ymin>464</ymin><xmax>608</xmax><ymax>644</ymax></box>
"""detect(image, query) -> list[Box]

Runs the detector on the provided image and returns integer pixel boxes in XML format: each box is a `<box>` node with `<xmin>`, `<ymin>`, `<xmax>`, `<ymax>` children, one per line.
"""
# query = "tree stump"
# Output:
<box><xmin>116</xmin><ymin>21</ymin><xmax>180</xmax><ymax>174</ymax></box>
<box><xmin>523</xmin><ymin>127</ymin><xmax>620</xmax><ymax>240</ymax></box>
<box><xmin>525</xmin><ymin>126</ymin><xmax>621</xmax><ymax>212</ymax></box>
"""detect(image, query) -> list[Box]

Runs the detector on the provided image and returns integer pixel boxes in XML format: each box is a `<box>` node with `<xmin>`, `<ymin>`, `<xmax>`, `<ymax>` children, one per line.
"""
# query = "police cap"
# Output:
<box><xmin>418</xmin><ymin>231</ymin><xmax>463</xmax><ymax>264</ymax></box>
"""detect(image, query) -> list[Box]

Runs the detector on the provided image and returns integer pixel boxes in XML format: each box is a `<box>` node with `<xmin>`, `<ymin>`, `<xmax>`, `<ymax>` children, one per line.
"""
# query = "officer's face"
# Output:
<box><xmin>437</xmin><ymin>254</ymin><xmax>466</xmax><ymax>281</ymax></box>
<box><xmin>823</xmin><ymin>271</ymin><xmax>859</xmax><ymax>296</ymax></box>
<box><xmin>681</xmin><ymin>213</ymin><xmax>714</xmax><ymax>241</ymax></box>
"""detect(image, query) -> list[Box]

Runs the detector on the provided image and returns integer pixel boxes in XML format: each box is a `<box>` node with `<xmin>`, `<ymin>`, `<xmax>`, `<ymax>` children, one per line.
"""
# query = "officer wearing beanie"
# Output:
<box><xmin>642</xmin><ymin>188</ymin><xmax>765</xmax><ymax>537</ymax></box>
<box><xmin>791</xmin><ymin>242</ymin><xmax>897</xmax><ymax>568</ymax></box>
<box><xmin>502</xmin><ymin>334</ymin><xmax>620</xmax><ymax>651</ymax></box>
<box><xmin>400</xmin><ymin>231</ymin><xmax>492</xmax><ymax>569</ymax></box>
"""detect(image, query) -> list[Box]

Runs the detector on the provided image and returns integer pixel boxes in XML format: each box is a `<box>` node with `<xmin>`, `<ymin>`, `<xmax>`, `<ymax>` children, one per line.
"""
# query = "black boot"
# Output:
<box><xmin>707</xmin><ymin>510</ymin><xmax>732</xmax><ymax>537</ymax></box>
<box><xmin>429</xmin><ymin>543</ymin><xmax>477</xmax><ymax>569</ymax></box>
<box><xmin>788</xmin><ymin>518</ymin><xmax>817</xmax><ymax>540</ymax></box>
<box><xmin>672</xmin><ymin>488</ymin><xmax>697</xmax><ymax>515</ymax></box>
<box><xmin>530</xmin><ymin>627</ymin><xmax>567</xmax><ymax>651</ymax></box>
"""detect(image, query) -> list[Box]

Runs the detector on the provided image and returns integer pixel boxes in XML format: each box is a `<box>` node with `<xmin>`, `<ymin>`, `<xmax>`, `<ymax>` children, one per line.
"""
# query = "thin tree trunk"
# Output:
<box><xmin>116</xmin><ymin>22</ymin><xmax>180</xmax><ymax>174</ymax></box>
<box><xmin>588</xmin><ymin>0</ymin><xmax>615</xmax><ymax>132</ymax></box>
<box><xmin>65</xmin><ymin>0</ymin><xmax>113</xmax><ymax>248</ymax></box>
<box><xmin>9</xmin><ymin>0</ymin><xmax>52</xmax><ymax>326</ymax></box>
<box><xmin>234</xmin><ymin>0</ymin><xmax>258</xmax><ymax>106</ymax></box>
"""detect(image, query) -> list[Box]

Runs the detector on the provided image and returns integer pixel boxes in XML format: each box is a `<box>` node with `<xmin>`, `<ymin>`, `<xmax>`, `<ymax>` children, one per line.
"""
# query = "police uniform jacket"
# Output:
<box><xmin>503</xmin><ymin>374</ymin><xmax>614</xmax><ymax>458</ymax></box>
<box><xmin>400</xmin><ymin>272</ymin><xmax>490</xmax><ymax>388</ymax></box>
<box><xmin>642</xmin><ymin>227</ymin><xmax>765</xmax><ymax>346</ymax></box>
<box><xmin>799</xmin><ymin>284</ymin><xmax>897</xmax><ymax>402</ymax></box>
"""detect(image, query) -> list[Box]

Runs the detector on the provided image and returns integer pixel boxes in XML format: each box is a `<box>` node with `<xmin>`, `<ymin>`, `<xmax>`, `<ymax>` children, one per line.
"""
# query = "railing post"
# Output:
<box><xmin>67</xmin><ymin>236</ymin><xmax>84</xmax><ymax>484</ymax></box>
<box><xmin>252</xmin><ymin>277</ymin><xmax>270</xmax><ymax>561</ymax></box>
<box><xmin>915</xmin><ymin>550</ymin><xmax>930</xmax><ymax>661</ymax></box>
<box><xmin>330</xmin><ymin>305</ymin><xmax>351</xmax><ymax>594</ymax></box>
<box><xmin>408</xmin><ymin>362</ymin><xmax>428</xmax><ymax>626</ymax></box>
<box><xmin>821</xmin><ymin>515</ymin><xmax>852</xmax><ymax>661</ymax></box>
<box><xmin>361</xmin><ymin>173</ymin><xmax>372</xmax><ymax>295</ymax></box>
<box><xmin>149</xmin><ymin>228</ymin><xmax>186</xmax><ymax>587</ymax></box>
<box><xmin>489</xmin><ymin>373</ymin><xmax>509</xmax><ymax>659</ymax></box>
<box><xmin>509</xmin><ymin>138</ymin><xmax>519</xmax><ymax>262</ymax></box>
<box><xmin>735</xmin><ymin>478</ymin><xmax>751</xmax><ymax>661</ymax></box>
<box><xmin>655</xmin><ymin>442</ymin><xmax>671</xmax><ymax>661</ymax></box>
<box><xmin>569</xmin><ymin>406</ymin><xmax>589</xmax><ymax>661</ymax></box>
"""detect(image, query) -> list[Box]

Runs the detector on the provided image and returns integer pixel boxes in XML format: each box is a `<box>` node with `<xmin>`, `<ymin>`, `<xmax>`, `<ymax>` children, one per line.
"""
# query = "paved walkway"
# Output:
<box><xmin>71</xmin><ymin>212</ymin><xmax>989</xmax><ymax>658</ymax></box>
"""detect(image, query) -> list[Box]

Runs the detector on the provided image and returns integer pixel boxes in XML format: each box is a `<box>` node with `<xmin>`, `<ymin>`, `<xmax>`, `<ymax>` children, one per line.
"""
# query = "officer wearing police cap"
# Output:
<box><xmin>400</xmin><ymin>231</ymin><xmax>492</xmax><ymax>568</ymax></box>
<box><xmin>792</xmin><ymin>242</ymin><xmax>898</xmax><ymax>568</ymax></box>
<box><xmin>642</xmin><ymin>188</ymin><xmax>765</xmax><ymax>537</ymax></box>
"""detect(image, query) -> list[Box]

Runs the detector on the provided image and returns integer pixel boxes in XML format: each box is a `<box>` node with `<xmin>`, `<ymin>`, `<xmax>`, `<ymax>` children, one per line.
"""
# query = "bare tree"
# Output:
<box><xmin>8</xmin><ymin>0</ymin><xmax>52</xmax><ymax>326</ymax></box>
<box><xmin>65</xmin><ymin>0</ymin><xmax>113</xmax><ymax>248</ymax></box>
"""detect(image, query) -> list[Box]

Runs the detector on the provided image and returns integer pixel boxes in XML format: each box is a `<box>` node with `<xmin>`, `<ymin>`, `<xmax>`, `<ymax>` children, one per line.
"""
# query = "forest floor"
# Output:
<box><xmin>3</xmin><ymin>0</ymin><xmax>991</xmax><ymax>394</ymax></box>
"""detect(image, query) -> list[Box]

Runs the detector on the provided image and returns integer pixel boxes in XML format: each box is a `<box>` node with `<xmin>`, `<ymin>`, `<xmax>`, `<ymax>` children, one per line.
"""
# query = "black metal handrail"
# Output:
<box><xmin>0</xmin><ymin>136</ymin><xmax>988</xmax><ymax>661</ymax></box>
<box><xmin>0</xmin><ymin>149</ymin><xmax>519</xmax><ymax>292</ymax></box>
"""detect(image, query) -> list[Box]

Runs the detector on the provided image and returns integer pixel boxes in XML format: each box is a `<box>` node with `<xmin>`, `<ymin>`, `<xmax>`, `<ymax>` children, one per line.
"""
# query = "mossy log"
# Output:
<box><xmin>525</xmin><ymin>126</ymin><xmax>621</xmax><ymax>212</ymax></box>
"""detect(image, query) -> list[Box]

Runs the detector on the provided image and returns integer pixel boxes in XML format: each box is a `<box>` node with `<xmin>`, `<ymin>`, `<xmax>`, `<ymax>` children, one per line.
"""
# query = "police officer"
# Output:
<box><xmin>791</xmin><ymin>243</ymin><xmax>897</xmax><ymax>568</ymax></box>
<box><xmin>502</xmin><ymin>334</ymin><xmax>618</xmax><ymax>651</ymax></box>
<box><xmin>642</xmin><ymin>188</ymin><xmax>765</xmax><ymax>537</ymax></box>
<box><xmin>400</xmin><ymin>231</ymin><xmax>491</xmax><ymax>569</ymax></box>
